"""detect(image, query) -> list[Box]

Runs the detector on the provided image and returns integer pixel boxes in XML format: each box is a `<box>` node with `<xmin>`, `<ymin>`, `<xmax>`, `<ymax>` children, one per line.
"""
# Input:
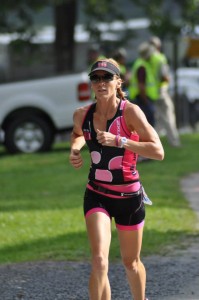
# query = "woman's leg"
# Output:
<box><xmin>118</xmin><ymin>226</ymin><xmax>146</xmax><ymax>300</ymax></box>
<box><xmin>86</xmin><ymin>212</ymin><xmax>112</xmax><ymax>300</ymax></box>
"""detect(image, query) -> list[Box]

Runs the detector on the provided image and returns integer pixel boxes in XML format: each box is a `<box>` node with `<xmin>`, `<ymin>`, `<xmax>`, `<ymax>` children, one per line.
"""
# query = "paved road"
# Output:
<box><xmin>160</xmin><ymin>172</ymin><xmax>199</xmax><ymax>300</ymax></box>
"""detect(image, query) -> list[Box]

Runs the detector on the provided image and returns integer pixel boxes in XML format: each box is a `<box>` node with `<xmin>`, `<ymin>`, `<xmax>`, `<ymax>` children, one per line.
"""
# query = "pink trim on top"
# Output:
<box><xmin>116</xmin><ymin>220</ymin><xmax>145</xmax><ymax>231</ymax></box>
<box><xmin>120</xmin><ymin>99</ymin><xmax>126</xmax><ymax>110</ymax></box>
<box><xmin>120</xmin><ymin>100</ymin><xmax>131</xmax><ymax>135</ymax></box>
<box><xmin>120</xmin><ymin>100</ymin><xmax>140</xmax><ymax>142</ymax></box>
<box><xmin>85</xmin><ymin>208</ymin><xmax>110</xmax><ymax>219</ymax></box>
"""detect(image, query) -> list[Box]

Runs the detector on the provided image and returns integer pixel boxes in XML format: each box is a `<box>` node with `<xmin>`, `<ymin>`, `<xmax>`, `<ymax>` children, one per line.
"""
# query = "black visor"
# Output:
<box><xmin>88</xmin><ymin>61</ymin><xmax>120</xmax><ymax>76</ymax></box>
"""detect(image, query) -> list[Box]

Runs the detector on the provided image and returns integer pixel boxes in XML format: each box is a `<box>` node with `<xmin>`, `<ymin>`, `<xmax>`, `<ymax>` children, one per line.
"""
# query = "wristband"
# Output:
<box><xmin>115</xmin><ymin>135</ymin><xmax>120</xmax><ymax>147</ymax></box>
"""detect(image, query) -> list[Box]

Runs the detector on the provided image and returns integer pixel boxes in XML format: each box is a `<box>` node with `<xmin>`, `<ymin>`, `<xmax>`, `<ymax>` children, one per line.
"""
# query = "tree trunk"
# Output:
<box><xmin>54</xmin><ymin>0</ymin><xmax>77</xmax><ymax>73</ymax></box>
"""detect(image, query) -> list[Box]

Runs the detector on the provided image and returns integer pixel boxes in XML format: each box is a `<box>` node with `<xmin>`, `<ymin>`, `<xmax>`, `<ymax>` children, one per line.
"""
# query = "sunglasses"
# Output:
<box><xmin>90</xmin><ymin>73</ymin><xmax>114</xmax><ymax>83</ymax></box>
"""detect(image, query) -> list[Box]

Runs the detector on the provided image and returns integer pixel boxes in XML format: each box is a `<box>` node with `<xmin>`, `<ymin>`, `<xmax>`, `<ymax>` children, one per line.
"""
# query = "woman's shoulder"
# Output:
<box><xmin>73</xmin><ymin>103</ymin><xmax>95</xmax><ymax>125</ymax></box>
<box><xmin>123</xmin><ymin>99</ymin><xmax>140</xmax><ymax>113</ymax></box>
<box><xmin>123</xmin><ymin>99</ymin><xmax>147</xmax><ymax>128</ymax></box>
<box><xmin>74</xmin><ymin>103</ymin><xmax>94</xmax><ymax>116</ymax></box>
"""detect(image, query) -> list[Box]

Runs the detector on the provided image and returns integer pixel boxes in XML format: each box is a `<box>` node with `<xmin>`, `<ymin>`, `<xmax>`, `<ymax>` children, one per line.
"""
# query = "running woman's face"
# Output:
<box><xmin>90</xmin><ymin>71</ymin><xmax>121</xmax><ymax>99</ymax></box>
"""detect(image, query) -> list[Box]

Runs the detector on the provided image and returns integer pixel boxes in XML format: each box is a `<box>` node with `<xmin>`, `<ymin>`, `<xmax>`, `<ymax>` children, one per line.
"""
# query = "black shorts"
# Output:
<box><xmin>83</xmin><ymin>188</ymin><xmax>145</xmax><ymax>231</ymax></box>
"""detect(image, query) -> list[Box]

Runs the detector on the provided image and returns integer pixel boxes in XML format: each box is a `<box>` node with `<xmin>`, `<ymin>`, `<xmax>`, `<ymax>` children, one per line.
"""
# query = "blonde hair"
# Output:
<box><xmin>96</xmin><ymin>58</ymin><xmax>127</xmax><ymax>99</ymax></box>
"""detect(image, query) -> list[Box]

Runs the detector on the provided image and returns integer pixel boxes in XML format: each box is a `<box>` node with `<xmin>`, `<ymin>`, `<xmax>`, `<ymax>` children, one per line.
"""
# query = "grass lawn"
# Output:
<box><xmin>0</xmin><ymin>133</ymin><xmax>199</xmax><ymax>264</ymax></box>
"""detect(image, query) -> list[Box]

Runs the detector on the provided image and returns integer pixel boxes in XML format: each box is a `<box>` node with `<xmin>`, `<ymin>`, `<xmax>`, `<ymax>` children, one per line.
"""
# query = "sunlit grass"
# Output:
<box><xmin>0</xmin><ymin>133</ymin><xmax>199</xmax><ymax>264</ymax></box>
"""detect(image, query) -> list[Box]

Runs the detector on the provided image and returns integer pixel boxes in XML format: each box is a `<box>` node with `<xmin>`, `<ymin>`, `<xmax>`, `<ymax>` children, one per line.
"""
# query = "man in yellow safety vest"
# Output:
<box><xmin>149</xmin><ymin>36</ymin><xmax>181</xmax><ymax>147</ymax></box>
<box><xmin>128</xmin><ymin>42</ymin><xmax>159</xmax><ymax>127</ymax></box>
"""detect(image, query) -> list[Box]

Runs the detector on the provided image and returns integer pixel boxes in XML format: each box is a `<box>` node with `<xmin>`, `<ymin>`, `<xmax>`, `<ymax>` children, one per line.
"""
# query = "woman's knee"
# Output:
<box><xmin>122</xmin><ymin>257</ymin><xmax>140</xmax><ymax>274</ymax></box>
<box><xmin>91</xmin><ymin>254</ymin><xmax>109</xmax><ymax>273</ymax></box>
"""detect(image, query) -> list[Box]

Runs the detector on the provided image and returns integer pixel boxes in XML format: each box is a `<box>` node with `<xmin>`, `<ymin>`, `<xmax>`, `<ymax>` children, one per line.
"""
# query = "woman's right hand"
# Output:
<box><xmin>69</xmin><ymin>149</ymin><xmax>83</xmax><ymax>169</ymax></box>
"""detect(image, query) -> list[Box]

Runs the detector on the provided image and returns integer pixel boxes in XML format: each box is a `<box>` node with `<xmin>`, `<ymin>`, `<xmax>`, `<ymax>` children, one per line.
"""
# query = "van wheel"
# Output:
<box><xmin>4</xmin><ymin>114</ymin><xmax>54</xmax><ymax>154</ymax></box>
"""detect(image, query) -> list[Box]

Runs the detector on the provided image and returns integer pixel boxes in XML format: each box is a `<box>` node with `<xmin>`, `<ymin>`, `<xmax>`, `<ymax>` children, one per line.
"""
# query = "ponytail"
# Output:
<box><xmin>117</xmin><ymin>80</ymin><xmax>127</xmax><ymax>99</ymax></box>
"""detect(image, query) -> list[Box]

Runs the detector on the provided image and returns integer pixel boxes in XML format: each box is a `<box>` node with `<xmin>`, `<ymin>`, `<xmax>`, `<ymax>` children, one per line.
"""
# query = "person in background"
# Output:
<box><xmin>128</xmin><ymin>42</ymin><xmax>159</xmax><ymax>128</ymax></box>
<box><xmin>69</xmin><ymin>57</ymin><xmax>164</xmax><ymax>300</ymax></box>
<box><xmin>87</xmin><ymin>45</ymin><xmax>105</xmax><ymax>100</ymax></box>
<box><xmin>87</xmin><ymin>45</ymin><xmax>105</xmax><ymax>72</ymax></box>
<box><xmin>149</xmin><ymin>36</ymin><xmax>181</xmax><ymax>147</ymax></box>
<box><xmin>113</xmin><ymin>47</ymin><xmax>131</xmax><ymax>94</ymax></box>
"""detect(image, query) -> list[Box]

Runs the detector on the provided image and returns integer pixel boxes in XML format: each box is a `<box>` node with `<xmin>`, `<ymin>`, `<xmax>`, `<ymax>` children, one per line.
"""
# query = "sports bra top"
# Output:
<box><xmin>82</xmin><ymin>99</ymin><xmax>140</xmax><ymax>184</ymax></box>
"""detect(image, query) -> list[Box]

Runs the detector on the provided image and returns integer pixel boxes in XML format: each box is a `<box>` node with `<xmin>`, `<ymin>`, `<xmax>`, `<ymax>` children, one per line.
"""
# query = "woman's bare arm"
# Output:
<box><xmin>69</xmin><ymin>106</ymin><xmax>88</xmax><ymax>169</ymax></box>
<box><xmin>124</xmin><ymin>101</ymin><xmax>164</xmax><ymax>160</ymax></box>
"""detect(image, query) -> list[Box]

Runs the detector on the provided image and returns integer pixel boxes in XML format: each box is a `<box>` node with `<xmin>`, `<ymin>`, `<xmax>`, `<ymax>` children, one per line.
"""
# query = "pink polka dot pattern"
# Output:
<box><xmin>91</xmin><ymin>151</ymin><xmax>101</xmax><ymax>164</ymax></box>
<box><xmin>95</xmin><ymin>169</ymin><xmax>113</xmax><ymax>182</ymax></box>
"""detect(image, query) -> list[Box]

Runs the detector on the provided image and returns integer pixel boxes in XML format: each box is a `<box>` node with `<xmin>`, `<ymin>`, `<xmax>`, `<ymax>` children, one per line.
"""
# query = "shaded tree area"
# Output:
<box><xmin>54</xmin><ymin>1</ymin><xmax>77</xmax><ymax>72</ymax></box>
<box><xmin>0</xmin><ymin>0</ymin><xmax>77</xmax><ymax>74</ymax></box>
<box><xmin>81</xmin><ymin>0</ymin><xmax>140</xmax><ymax>54</ymax></box>
<box><xmin>0</xmin><ymin>0</ymin><xmax>44</xmax><ymax>34</ymax></box>
<box><xmin>0</xmin><ymin>0</ymin><xmax>198</xmax><ymax>74</ymax></box>
<box><xmin>133</xmin><ymin>0</ymin><xmax>199</xmax><ymax>37</ymax></box>
<box><xmin>131</xmin><ymin>0</ymin><xmax>199</xmax><ymax>65</ymax></box>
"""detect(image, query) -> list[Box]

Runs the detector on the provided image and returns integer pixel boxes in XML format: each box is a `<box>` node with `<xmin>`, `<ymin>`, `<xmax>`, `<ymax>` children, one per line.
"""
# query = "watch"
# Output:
<box><xmin>120</xmin><ymin>137</ymin><xmax>127</xmax><ymax>148</ymax></box>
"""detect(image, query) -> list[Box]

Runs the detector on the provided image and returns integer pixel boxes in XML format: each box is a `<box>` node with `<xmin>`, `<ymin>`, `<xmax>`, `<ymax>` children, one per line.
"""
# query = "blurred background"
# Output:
<box><xmin>0</xmin><ymin>0</ymin><xmax>199</xmax><ymax>153</ymax></box>
<box><xmin>1</xmin><ymin>0</ymin><xmax>199</xmax><ymax>78</ymax></box>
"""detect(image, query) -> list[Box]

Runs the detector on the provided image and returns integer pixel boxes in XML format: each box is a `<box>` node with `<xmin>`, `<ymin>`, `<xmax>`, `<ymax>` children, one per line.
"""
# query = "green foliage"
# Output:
<box><xmin>0</xmin><ymin>0</ymin><xmax>77</xmax><ymax>73</ymax></box>
<box><xmin>1</xmin><ymin>0</ymin><xmax>198</xmax><ymax>63</ymax></box>
<box><xmin>0</xmin><ymin>0</ymin><xmax>48</xmax><ymax>34</ymax></box>
<box><xmin>0</xmin><ymin>0</ymin><xmax>73</xmax><ymax>34</ymax></box>
<box><xmin>0</xmin><ymin>133</ymin><xmax>199</xmax><ymax>264</ymax></box>
<box><xmin>131</xmin><ymin>0</ymin><xmax>199</xmax><ymax>38</ymax></box>
<box><xmin>1</xmin><ymin>0</ymin><xmax>198</xmax><ymax>40</ymax></box>
<box><xmin>82</xmin><ymin>0</ymin><xmax>123</xmax><ymax>42</ymax></box>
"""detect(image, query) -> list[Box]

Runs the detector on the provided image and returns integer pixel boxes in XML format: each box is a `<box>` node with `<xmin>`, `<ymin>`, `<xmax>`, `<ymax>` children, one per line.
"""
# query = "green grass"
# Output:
<box><xmin>0</xmin><ymin>133</ymin><xmax>199</xmax><ymax>264</ymax></box>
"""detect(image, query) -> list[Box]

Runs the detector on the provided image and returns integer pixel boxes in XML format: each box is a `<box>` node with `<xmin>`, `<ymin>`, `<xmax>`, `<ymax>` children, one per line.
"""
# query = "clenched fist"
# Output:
<box><xmin>96</xmin><ymin>129</ymin><xmax>116</xmax><ymax>147</ymax></box>
<box><xmin>69</xmin><ymin>149</ymin><xmax>83</xmax><ymax>169</ymax></box>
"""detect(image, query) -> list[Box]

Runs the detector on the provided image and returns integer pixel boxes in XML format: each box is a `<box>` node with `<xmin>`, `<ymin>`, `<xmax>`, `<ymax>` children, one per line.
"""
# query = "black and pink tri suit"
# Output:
<box><xmin>82</xmin><ymin>99</ymin><xmax>145</xmax><ymax>230</ymax></box>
